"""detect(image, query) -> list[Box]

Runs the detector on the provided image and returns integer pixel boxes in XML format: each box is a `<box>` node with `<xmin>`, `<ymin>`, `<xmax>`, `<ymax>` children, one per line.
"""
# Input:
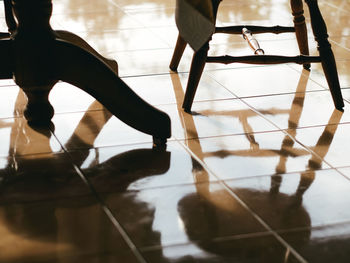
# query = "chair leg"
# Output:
<box><xmin>170</xmin><ymin>34</ymin><xmax>187</xmax><ymax>72</ymax></box>
<box><xmin>305</xmin><ymin>0</ymin><xmax>344</xmax><ymax>111</ymax></box>
<box><xmin>182</xmin><ymin>43</ymin><xmax>209</xmax><ymax>112</ymax></box>
<box><xmin>291</xmin><ymin>0</ymin><xmax>310</xmax><ymax>70</ymax></box>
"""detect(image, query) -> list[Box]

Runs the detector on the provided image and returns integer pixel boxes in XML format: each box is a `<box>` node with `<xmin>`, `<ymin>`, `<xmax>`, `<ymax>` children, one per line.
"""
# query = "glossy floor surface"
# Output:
<box><xmin>1</xmin><ymin>0</ymin><xmax>350</xmax><ymax>262</ymax></box>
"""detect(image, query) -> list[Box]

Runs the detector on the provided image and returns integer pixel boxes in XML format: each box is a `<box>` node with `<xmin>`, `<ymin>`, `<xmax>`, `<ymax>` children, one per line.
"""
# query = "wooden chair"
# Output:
<box><xmin>170</xmin><ymin>0</ymin><xmax>344</xmax><ymax>112</ymax></box>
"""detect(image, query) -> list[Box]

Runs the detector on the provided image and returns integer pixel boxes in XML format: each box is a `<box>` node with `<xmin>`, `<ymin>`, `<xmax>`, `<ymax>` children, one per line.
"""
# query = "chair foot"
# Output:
<box><xmin>170</xmin><ymin>34</ymin><xmax>187</xmax><ymax>72</ymax></box>
<box><xmin>182</xmin><ymin>43</ymin><xmax>209</xmax><ymax>112</ymax></box>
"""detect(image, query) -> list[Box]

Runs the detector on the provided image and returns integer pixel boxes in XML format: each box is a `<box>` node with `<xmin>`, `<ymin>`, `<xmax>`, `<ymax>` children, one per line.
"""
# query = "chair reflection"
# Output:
<box><xmin>166</xmin><ymin>69</ymin><xmax>342</xmax><ymax>261</ymax></box>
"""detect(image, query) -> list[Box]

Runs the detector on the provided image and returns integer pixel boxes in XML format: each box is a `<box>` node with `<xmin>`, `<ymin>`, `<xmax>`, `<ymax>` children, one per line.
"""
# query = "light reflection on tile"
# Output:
<box><xmin>0</xmin><ymin>117</ymin><xmax>62</xmax><ymax>157</ymax></box>
<box><xmin>180</xmin><ymin>131</ymin><xmax>328</xmax><ymax>180</ymax></box>
<box><xmin>0</xmin><ymin>86</ymin><xmax>25</xmax><ymax>119</ymax></box>
<box><xmin>69</xmin><ymin>141</ymin><xmax>216</xmax><ymax>191</ymax></box>
<box><xmin>142</xmin><ymin>234</ymin><xmax>300</xmax><ymax>263</ymax></box>
<box><xmin>101</xmin><ymin>183</ymin><xmax>267</xmax><ymax>248</ymax></box>
<box><xmin>49</xmin><ymin>82</ymin><xmax>103</xmax><ymax>114</ymax></box>
<box><xmin>0</xmin><ymin>152</ymin><xmax>90</xmax><ymax>203</ymax></box>
<box><xmin>123</xmin><ymin>72</ymin><xmax>234</xmax><ymax>106</ymax></box>
<box><xmin>243</xmin><ymin>91</ymin><xmax>350</xmax><ymax>130</ymax></box>
<box><xmin>0</xmin><ymin>196</ymin><xmax>138</xmax><ymax>263</ymax></box>
<box><xmin>208</xmin><ymin>66</ymin><xmax>323</xmax><ymax>98</ymax></box>
<box><xmin>288</xmin><ymin>123</ymin><xmax>350</xmax><ymax>168</ymax></box>
<box><xmin>52</xmin><ymin>110</ymin><xmax>153</xmax><ymax>150</ymax></box>
<box><xmin>158</xmin><ymin>100</ymin><xmax>277</xmax><ymax>140</ymax></box>
<box><xmin>2</xmin><ymin>0</ymin><xmax>350</xmax><ymax>262</ymax></box>
<box><xmin>226</xmin><ymin>169</ymin><xmax>350</xmax><ymax>229</ymax></box>
<box><xmin>280</xmin><ymin>222</ymin><xmax>350</xmax><ymax>263</ymax></box>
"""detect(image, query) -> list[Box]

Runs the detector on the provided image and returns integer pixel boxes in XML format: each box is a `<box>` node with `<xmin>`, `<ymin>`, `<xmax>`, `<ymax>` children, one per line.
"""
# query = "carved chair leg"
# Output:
<box><xmin>291</xmin><ymin>0</ymin><xmax>310</xmax><ymax>70</ymax></box>
<box><xmin>182</xmin><ymin>43</ymin><xmax>209</xmax><ymax>112</ymax></box>
<box><xmin>170</xmin><ymin>34</ymin><xmax>187</xmax><ymax>72</ymax></box>
<box><xmin>305</xmin><ymin>0</ymin><xmax>344</xmax><ymax>110</ymax></box>
<box><xmin>54</xmin><ymin>39</ymin><xmax>171</xmax><ymax>141</ymax></box>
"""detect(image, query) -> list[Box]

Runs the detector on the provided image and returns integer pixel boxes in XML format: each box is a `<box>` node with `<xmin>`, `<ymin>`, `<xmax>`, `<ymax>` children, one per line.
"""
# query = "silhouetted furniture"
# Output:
<box><xmin>0</xmin><ymin>0</ymin><xmax>171</xmax><ymax>145</ymax></box>
<box><xmin>170</xmin><ymin>0</ymin><xmax>344</xmax><ymax>112</ymax></box>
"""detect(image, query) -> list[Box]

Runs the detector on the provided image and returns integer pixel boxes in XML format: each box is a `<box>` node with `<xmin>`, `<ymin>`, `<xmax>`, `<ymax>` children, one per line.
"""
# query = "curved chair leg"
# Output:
<box><xmin>169</xmin><ymin>34</ymin><xmax>187</xmax><ymax>72</ymax></box>
<box><xmin>55</xmin><ymin>30</ymin><xmax>118</xmax><ymax>75</ymax></box>
<box><xmin>182</xmin><ymin>43</ymin><xmax>209</xmax><ymax>112</ymax></box>
<box><xmin>291</xmin><ymin>0</ymin><xmax>310</xmax><ymax>70</ymax></box>
<box><xmin>305</xmin><ymin>0</ymin><xmax>344</xmax><ymax>111</ymax></box>
<box><xmin>54</xmin><ymin>39</ymin><xmax>171</xmax><ymax>142</ymax></box>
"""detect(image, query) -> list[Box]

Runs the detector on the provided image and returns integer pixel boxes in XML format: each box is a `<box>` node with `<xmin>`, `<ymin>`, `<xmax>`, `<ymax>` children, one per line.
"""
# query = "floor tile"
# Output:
<box><xmin>112</xmin><ymin>48</ymin><xmax>193</xmax><ymax>77</ymax></box>
<box><xmin>101</xmin><ymin>183</ymin><xmax>267</xmax><ymax>248</ymax></box>
<box><xmin>0</xmin><ymin>195</ymin><xmax>139</xmax><ymax>263</ymax></box>
<box><xmin>158</xmin><ymin>99</ymin><xmax>277</xmax><ymax>141</ymax></box>
<box><xmin>226</xmin><ymin>169</ymin><xmax>350</xmax><ymax>229</ymax></box>
<box><xmin>208</xmin><ymin>66</ymin><xmax>323</xmax><ymax>98</ymax></box>
<box><xmin>142</xmin><ymin>233</ymin><xmax>301</xmax><ymax>263</ymax></box>
<box><xmin>0</xmin><ymin>86</ymin><xmax>25</xmax><ymax>119</ymax></box>
<box><xmin>49</xmin><ymin>82</ymin><xmax>104</xmax><ymax>114</ymax></box>
<box><xmin>0</xmin><ymin>152</ymin><xmax>90</xmax><ymax>204</ymax></box>
<box><xmin>287</xmin><ymin>123</ymin><xmax>350</xmax><ymax>168</ymax></box>
<box><xmin>0</xmin><ymin>117</ymin><xmax>62</xmax><ymax>157</ymax></box>
<box><xmin>181</xmin><ymin>131</ymin><xmax>328</xmax><ymax>180</ymax></box>
<box><xmin>280</xmin><ymin>222</ymin><xmax>350</xmax><ymax>263</ymax></box>
<box><xmin>52</xmin><ymin>110</ymin><xmax>153</xmax><ymax>150</ymax></box>
<box><xmin>69</xmin><ymin>141</ymin><xmax>216</xmax><ymax>191</ymax></box>
<box><xmin>123</xmin><ymin>72</ymin><xmax>234</xmax><ymax>107</ymax></box>
<box><xmin>243</xmin><ymin>91</ymin><xmax>349</xmax><ymax>130</ymax></box>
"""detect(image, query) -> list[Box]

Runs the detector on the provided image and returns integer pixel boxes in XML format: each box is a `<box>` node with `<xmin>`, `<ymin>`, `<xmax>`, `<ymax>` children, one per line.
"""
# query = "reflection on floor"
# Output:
<box><xmin>1</xmin><ymin>0</ymin><xmax>350</xmax><ymax>262</ymax></box>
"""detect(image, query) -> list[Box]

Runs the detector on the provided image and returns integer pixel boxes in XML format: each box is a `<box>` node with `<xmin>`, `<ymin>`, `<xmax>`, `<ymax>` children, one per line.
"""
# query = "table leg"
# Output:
<box><xmin>54</xmin><ymin>40</ymin><xmax>171</xmax><ymax>142</ymax></box>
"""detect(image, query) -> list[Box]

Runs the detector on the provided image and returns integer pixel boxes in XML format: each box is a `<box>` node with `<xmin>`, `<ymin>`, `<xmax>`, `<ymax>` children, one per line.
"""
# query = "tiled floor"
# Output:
<box><xmin>1</xmin><ymin>0</ymin><xmax>350</xmax><ymax>262</ymax></box>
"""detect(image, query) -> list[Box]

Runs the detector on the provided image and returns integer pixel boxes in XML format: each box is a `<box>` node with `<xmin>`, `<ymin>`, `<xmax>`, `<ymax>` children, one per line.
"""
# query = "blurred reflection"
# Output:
<box><xmin>0</xmin><ymin>89</ymin><xmax>171</xmax><ymax>261</ymax></box>
<box><xmin>161</xmin><ymin>69</ymin><xmax>343</xmax><ymax>261</ymax></box>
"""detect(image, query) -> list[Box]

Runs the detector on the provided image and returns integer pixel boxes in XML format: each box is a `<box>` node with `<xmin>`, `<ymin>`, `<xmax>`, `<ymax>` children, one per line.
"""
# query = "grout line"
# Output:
<box><xmin>173</xmin><ymin>137</ymin><xmax>308</xmax><ymax>263</ymax></box>
<box><xmin>51</xmin><ymin>132</ymin><xmax>147</xmax><ymax>263</ymax></box>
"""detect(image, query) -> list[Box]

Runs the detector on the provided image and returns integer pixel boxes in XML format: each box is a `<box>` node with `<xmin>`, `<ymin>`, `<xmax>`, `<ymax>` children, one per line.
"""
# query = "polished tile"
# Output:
<box><xmin>158</xmin><ymin>99</ymin><xmax>278</xmax><ymax>140</ymax></box>
<box><xmin>142</xmin><ymin>233</ymin><xmax>301</xmax><ymax>263</ymax></box>
<box><xmin>0</xmin><ymin>152</ymin><xmax>89</xmax><ymax>204</ymax></box>
<box><xmin>69</xmin><ymin>141</ymin><xmax>216</xmax><ymax>191</ymax></box>
<box><xmin>208</xmin><ymin>66</ymin><xmax>323</xmax><ymax>98</ymax></box>
<box><xmin>112</xmin><ymin>48</ymin><xmax>193</xmax><ymax>77</ymax></box>
<box><xmin>75</xmin><ymin>27</ymin><xmax>169</xmax><ymax>53</ymax></box>
<box><xmin>123</xmin><ymin>72</ymin><xmax>234</xmax><ymax>106</ymax></box>
<box><xmin>0</xmin><ymin>117</ymin><xmax>62</xmax><ymax>157</ymax></box>
<box><xmin>101</xmin><ymin>183</ymin><xmax>268</xmax><ymax>248</ymax></box>
<box><xmin>52</xmin><ymin>110</ymin><xmax>153</xmax><ymax>150</ymax></box>
<box><xmin>0</xmin><ymin>195</ymin><xmax>139</xmax><ymax>263</ymax></box>
<box><xmin>0</xmin><ymin>86</ymin><xmax>25</xmax><ymax>119</ymax></box>
<box><xmin>49</xmin><ymin>82</ymin><xmax>104</xmax><ymax>114</ymax></box>
<box><xmin>1</xmin><ymin>0</ymin><xmax>349</xmax><ymax>262</ymax></box>
<box><xmin>243</xmin><ymin>91</ymin><xmax>350</xmax><ymax>130</ymax></box>
<box><xmin>57</xmin><ymin>9</ymin><xmax>142</xmax><ymax>32</ymax></box>
<box><xmin>180</xmin><ymin>131</ymin><xmax>328</xmax><ymax>180</ymax></box>
<box><xmin>280</xmin><ymin>222</ymin><xmax>350</xmax><ymax>263</ymax></box>
<box><xmin>226</xmin><ymin>169</ymin><xmax>350</xmax><ymax>229</ymax></box>
<box><xmin>286</xmin><ymin>123</ymin><xmax>350</xmax><ymax>168</ymax></box>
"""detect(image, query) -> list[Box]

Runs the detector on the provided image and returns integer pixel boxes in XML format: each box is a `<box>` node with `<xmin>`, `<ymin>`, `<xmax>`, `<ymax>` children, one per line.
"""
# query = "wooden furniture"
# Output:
<box><xmin>170</xmin><ymin>0</ymin><xmax>344</xmax><ymax>112</ymax></box>
<box><xmin>0</xmin><ymin>0</ymin><xmax>171</xmax><ymax>145</ymax></box>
